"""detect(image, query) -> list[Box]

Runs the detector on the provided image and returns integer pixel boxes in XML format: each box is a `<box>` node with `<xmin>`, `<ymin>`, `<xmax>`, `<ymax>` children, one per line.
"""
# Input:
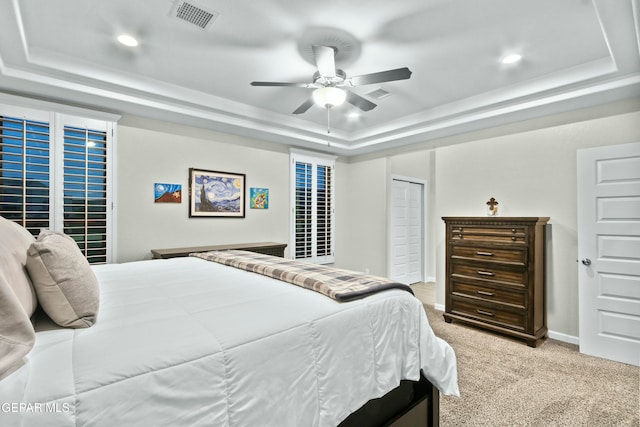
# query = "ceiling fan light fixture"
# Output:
<box><xmin>312</xmin><ymin>87</ymin><xmax>346</xmax><ymax>108</ymax></box>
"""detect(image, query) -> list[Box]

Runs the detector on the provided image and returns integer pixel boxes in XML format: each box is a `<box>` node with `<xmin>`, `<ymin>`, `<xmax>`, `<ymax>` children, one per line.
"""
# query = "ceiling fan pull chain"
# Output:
<box><xmin>326</xmin><ymin>107</ymin><xmax>331</xmax><ymax>147</ymax></box>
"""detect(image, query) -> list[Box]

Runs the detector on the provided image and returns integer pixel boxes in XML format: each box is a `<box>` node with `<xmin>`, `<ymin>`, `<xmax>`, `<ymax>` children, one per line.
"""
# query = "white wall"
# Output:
<box><xmin>334</xmin><ymin>157</ymin><xmax>388</xmax><ymax>276</ymax></box>
<box><xmin>116</xmin><ymin>117</ymin><xmax>291</xmax><ymax>262</ymax></box>
<box><xmin>432</xmin><ymin>110</ymin><xmax>640</xmax><ymax>339</ymax></box>
<box><xmin>334</xmin><ymin>151</ymin><xmax>437</xmax><ymax>278</ymax></box>
<box><xmin>114</xmin><ymin>107</ymin><xmax>640</xmax><ymax>340</ymax></box>
<box><xmin>387</xmin><ymin>151</ymin><xmax>436</xmax><ymax>281</ymax></box>
<box><xmin>335</xmin><ymin>108</ymin><xmax>640</xmax><ymax>340</ymax></box>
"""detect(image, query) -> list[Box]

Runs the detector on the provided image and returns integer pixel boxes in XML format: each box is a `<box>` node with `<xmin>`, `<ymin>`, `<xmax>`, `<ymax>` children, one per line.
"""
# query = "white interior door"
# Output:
<box><xmin>577</xmin><ymin>142</ymin><xmax>640</xmax><ymax>366</ymax></box>
<box><xmin>391</xmin><ymin>179</ymin><xmax>424</xmax><ymax>284</ymax></box>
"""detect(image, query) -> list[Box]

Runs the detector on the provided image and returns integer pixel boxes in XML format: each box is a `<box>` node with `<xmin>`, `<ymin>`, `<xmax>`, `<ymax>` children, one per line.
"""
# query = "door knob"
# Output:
<box><xmin>581</xmin><ymin>258</ymin><xmax>591</xmax><ymax>266</ymax></box>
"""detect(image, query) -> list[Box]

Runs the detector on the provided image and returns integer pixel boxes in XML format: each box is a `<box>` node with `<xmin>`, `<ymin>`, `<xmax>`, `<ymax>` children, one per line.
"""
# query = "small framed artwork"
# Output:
<box><xmin>154</xmin><ymin>183</ymin><xmax>182</xmax><ymax>203</ymax></box>
<box><xmin>250</xmin><ymin>188</ymin><xmax>269</xmax><ymax>209</ymax></box>
<box><xmin>189</xmin><ymin>168</ymin><xmax>246</xmax><ymax>218</ymax></box>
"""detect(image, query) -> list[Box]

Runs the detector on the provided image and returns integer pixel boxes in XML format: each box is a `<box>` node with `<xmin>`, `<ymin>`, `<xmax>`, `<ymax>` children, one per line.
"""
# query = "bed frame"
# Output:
<box><xmin>339</xmin><ymin>375</ymin><xmax>439</xmax><ymax>427</ymax></box>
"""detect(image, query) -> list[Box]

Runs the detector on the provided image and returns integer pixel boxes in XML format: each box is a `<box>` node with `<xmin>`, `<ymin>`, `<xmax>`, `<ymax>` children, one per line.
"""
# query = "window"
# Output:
<box><xmin>290</xmin><ymin>150</ymin><xmax>336</xmax><ymax>264</ymax></box>
<box><xmin>62</xmin><ymin>124</ymin><xmax>110</xmax><ymax>263</ymax></box>
<box><xmin>0</xmin><ymin>99</ymin><xmax>117</xmax><ymax>264</ymax></box>
<box><xmin>0</xmin><ymin>116</ymin><xmax>51</xmax><ymax>232</ymax></box>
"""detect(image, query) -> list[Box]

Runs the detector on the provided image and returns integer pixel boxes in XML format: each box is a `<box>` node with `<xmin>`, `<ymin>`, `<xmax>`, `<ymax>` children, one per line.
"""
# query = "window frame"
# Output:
<box><xmin>0</xmin><ymin>94</ymin><xmax>119</xmax><ymax>263</ymax></box>
<box><xmin>289</xmin><ymin>148</ymin><xmax>336</xmax><ymax>264</ymax></box>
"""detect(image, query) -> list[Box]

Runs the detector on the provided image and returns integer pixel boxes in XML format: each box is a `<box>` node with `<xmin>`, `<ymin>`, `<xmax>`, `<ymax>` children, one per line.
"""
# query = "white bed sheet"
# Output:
<box><xmin>0</xmin><ymin>257</ymin><xmax>458</xmax><ymax>426</ymax></box>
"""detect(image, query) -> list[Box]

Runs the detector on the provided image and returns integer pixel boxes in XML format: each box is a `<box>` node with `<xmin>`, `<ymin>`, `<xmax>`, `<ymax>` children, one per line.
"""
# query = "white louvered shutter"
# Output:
<box><xmin>294</xmin><ymin>159</ymin><xmax>313</xmax><ymax>260</ymax></box>
<box><xmin>0</xmin><ymin>115</ymin><xmax>51</xmax><ymax>235</ymax></box>
<box><xmin>316</xmin><ymin>164</ymin><xmax>333</xmax><ymax>259</ymax></box>
<box><xmin>62</xmin><ymin>125</ymin><xmax>109</xmax><ymax>264</ymax></box>
<box><xmin>0</xmin><ymin>100</ymin><xmax>116</xmax><ymax>264</ymax></box>
<box><xmin>290</xmin><ymin>151</ymin><xmax>335</xmax><ymax>264</ymax></box>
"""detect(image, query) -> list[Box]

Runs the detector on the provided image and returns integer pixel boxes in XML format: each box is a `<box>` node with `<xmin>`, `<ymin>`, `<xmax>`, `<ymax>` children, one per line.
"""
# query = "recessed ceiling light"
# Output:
<box><xmin>502</xmin><ymin>54</ymin><xmax>522</xmax><ymax>65</ymax></box>
<box><xmin>117</xmin><ymin>34</ymin><xmax>139</xmax><ymax>47</ymax></box>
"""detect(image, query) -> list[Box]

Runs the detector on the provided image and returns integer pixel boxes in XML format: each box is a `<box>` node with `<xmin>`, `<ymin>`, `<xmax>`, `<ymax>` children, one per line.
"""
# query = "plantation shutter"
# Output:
<box><xmin>290</xmin><ymin>150</ymin><xmax>335</xmax><ymax>264</ymax></box>
<box><xmin>62</xmin><ymin>125</ymin><xmax>109</xmax><ymax>263</ymax></box>
<box><xmin>294</xmin><ymin>160</ymin><xmax>313</xmax><ymax>260</ymax></box>
<box><xmin>0</xmin><ymin>99</ymin><xmax>116</xmax><ymax>264</ymax></box>
<box><xmin>0</xmin><ymin>115</ymin><xmax>51</xmax><ymax>235</ymax></box>
<box><xmin>316</xmin><ymin>164</ymin><xmax>332</xmax><ymax>258</ymax></box>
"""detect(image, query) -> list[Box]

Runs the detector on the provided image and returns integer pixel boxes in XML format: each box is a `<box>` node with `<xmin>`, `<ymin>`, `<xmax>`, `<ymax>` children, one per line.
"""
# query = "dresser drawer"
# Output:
<box><xmin>451</xmin><ymin>245</ymin><xmax>526</xmax><ymax>266</ymax></box>
<box><xmin>451</xmin><ymin>280</ymin><xmax>526</xmax><ymax>308</ymax></box>
<box><xmin>450</xmin><ymin>226</ymin><xmax>527</xmax><ymax>244</ymax></box>
<box><xmin>452</xmin><ymin>263</ymin><xmax>526</xmax><ymax>287</ymax></box>
<box><xmin>450</xmin><ymin>298</ymin><xmax>526</xmax><ymax>331</ymax></box>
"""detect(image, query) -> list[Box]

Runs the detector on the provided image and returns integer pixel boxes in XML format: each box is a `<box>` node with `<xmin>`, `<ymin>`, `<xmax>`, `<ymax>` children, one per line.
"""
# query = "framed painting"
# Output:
<box><xmin>189</xmin><ymin>168</ymin><xmax>246</xmax><ymax>218</ymax></box>
<box><xmin>154</xmin><ymin>183</ymin><xmax>182</xmax><ymax>203</ymax></box>
<box><xmin>250</xmin><ymin>187</ymin><xmax>269</xmax><ymax>209</ymax></box>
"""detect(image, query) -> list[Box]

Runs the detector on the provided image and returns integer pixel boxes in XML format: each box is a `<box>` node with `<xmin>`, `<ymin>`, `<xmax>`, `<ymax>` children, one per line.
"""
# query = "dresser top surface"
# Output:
<box><xmin>442</xmin><ymin>216</ymin><xmax>549</xmax><ymax>224</ymax></box>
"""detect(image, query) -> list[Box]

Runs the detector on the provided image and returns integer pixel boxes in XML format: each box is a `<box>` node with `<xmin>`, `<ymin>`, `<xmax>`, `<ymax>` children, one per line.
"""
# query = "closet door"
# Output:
<box><xmin>390</xmin><ymin>179</ymin><xmax>423</xmax><ymax>284</ymax></box>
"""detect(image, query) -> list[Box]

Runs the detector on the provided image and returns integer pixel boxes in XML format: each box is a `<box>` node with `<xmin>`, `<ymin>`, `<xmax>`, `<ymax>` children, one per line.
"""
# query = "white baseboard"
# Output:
<box><xmin>548</xmin><ymin>330</ymin><xmax>579</xmax><ymax>345</ymax></box>
<box><xmin>429</xmin><ymin>307</ymin><xmax>580</xmax><ymax>346</ymax></box>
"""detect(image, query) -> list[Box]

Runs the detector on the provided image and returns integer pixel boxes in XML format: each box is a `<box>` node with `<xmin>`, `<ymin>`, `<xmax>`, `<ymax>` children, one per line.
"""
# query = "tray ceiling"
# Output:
<box><xmin>0</xmin><ymin>0</ymin><xmax>639</xmax><ymax>156</ymax></box>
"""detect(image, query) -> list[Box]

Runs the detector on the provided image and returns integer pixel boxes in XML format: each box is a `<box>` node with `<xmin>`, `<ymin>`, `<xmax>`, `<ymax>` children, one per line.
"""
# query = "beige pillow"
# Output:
<box><xmin>0</xmin><ymin>270</ymin><xmax>35</xmax><ymax>380</ymax></box>
<box><xmin>0</xmin><ymin>215</ymin><xmax>37</xmax><ymax>316</ymax></box>
<box><xmin>26</xmin><ymin>230</ymin><xmax>99</xmax><ymax>328</ymax></box>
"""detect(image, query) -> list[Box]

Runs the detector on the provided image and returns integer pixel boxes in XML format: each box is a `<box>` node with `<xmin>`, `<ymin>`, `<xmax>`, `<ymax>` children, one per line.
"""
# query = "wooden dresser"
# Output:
<box><xmin>442</xmin><ymin>217</ymin><xmax>549</xmax><ymax>347</ymax></box>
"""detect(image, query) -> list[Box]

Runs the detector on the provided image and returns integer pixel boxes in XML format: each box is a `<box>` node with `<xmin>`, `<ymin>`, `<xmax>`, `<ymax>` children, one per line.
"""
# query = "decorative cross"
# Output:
<box><xmin>486</xmin><ymin>197</ymin><xmax>499</xmax><ymax>210</ymax></box>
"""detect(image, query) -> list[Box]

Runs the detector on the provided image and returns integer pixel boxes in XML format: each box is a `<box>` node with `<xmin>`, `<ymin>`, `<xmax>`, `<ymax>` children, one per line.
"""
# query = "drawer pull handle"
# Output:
<box><xmin>476</xmin><ymin>290</ymin><xmax>495</xmax><ymax>297</ymax></box>
<box><xmin>476</xmin><ymin>270</ymin><xmax>495</xmax><ymax>276</ymax></box>
<box><xmin>476</xmin><ymin>251</ymin><xmax>494</xmax><ymax>257</ymax></box>
<box><xmin>477</xmin><ymin>309</ymin><xmax>494</xmax><ymax>317</ymax></box>
<box><xmin>512</xmin><ymin>229</ymin><xmax>516</xmax><ymax>233</ymax></box>
<box><xmin>511</xmin><ymin>236</ymin><xmax>516</xmax><ymax>241</ymax></box>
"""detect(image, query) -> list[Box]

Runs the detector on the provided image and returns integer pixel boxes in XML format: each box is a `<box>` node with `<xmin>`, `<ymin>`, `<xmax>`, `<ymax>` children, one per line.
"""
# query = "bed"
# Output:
<box><xmin>0</xmin><ymin>217</ymin><xmax>459</xmax><ymax>427</ymax></box>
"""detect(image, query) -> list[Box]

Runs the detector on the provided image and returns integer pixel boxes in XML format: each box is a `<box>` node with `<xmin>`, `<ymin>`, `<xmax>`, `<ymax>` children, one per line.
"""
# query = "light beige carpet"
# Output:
<box><xmin>412</xmin><ymin>283</ymin><xmax>640</xmax><ymax>427</ymax></box>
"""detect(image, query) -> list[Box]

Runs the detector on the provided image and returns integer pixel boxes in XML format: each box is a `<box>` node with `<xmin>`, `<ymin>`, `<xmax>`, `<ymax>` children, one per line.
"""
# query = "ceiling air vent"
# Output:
<box><xmin>169</xmin><ymin>1</ymin><xmax>220</xmax><ymax>31</ymax></box>
<box><xmin>366</xmin><ymin>88</ymin><xmax>391</xmax><ymax>100</ymax></box>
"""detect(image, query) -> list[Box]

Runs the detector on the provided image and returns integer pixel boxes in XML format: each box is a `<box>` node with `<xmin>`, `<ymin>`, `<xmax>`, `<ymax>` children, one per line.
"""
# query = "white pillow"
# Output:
<box><xmin>0</xmin><ymin>215</ymin><xmax>37</xmax><ymax>316</ymax></box>
<box><xmin>26</xmin><ymin>230</ymin><xmax>99</xmax><ymax>328</ymax></box>
<box><xmin>0</xmin><ymin>270</ymin><xmax>35</xmax><ymax>380</ymax></box>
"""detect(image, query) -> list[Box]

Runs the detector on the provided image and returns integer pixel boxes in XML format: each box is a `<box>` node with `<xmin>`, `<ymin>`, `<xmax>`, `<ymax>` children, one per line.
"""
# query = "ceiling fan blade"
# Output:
<box><xmin>346</xmin><ymin>91</ymin><xmax>377</xmax><ymax>112</ymax></box>
<box><xmin>292</xmin><ymin>98</ymin><xmax>315</xmax><ymax>114</ymax></box>
<box><xmin>251</xmin><ymin>81</ymin><xmax>314</xmax><ymax>88</ymax></box>
<box><xmin>349</xmin><ymin>67</ymin><xmax>412</xmax><ymax>86</ymax></box>
<box><xmin>312</xmin><ymin>45</ymin><xmax>336</xmax><ymax>78</ymax></box>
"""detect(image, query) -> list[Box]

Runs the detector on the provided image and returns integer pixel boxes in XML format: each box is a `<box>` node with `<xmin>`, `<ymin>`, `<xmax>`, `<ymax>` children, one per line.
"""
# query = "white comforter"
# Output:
<box><xmin>0</xmin><ymin>257</ymin><xmax>458</xmax><ymax>426</ymax></box>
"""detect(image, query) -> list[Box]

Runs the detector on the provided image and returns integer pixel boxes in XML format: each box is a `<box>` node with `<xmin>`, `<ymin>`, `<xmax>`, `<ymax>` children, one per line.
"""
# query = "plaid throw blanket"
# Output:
<box><xmin>191</xmin><ymin>250</ymin><xmax>414</xmax><ymax>302</ymax></box>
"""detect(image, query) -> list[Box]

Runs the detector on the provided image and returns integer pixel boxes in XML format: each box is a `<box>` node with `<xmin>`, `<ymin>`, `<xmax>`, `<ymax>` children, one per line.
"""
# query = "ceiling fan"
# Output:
<box><xmin>250</xmin><ymin>45</ymin><xmax>412</xmax><ymax>114</ymax></box>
